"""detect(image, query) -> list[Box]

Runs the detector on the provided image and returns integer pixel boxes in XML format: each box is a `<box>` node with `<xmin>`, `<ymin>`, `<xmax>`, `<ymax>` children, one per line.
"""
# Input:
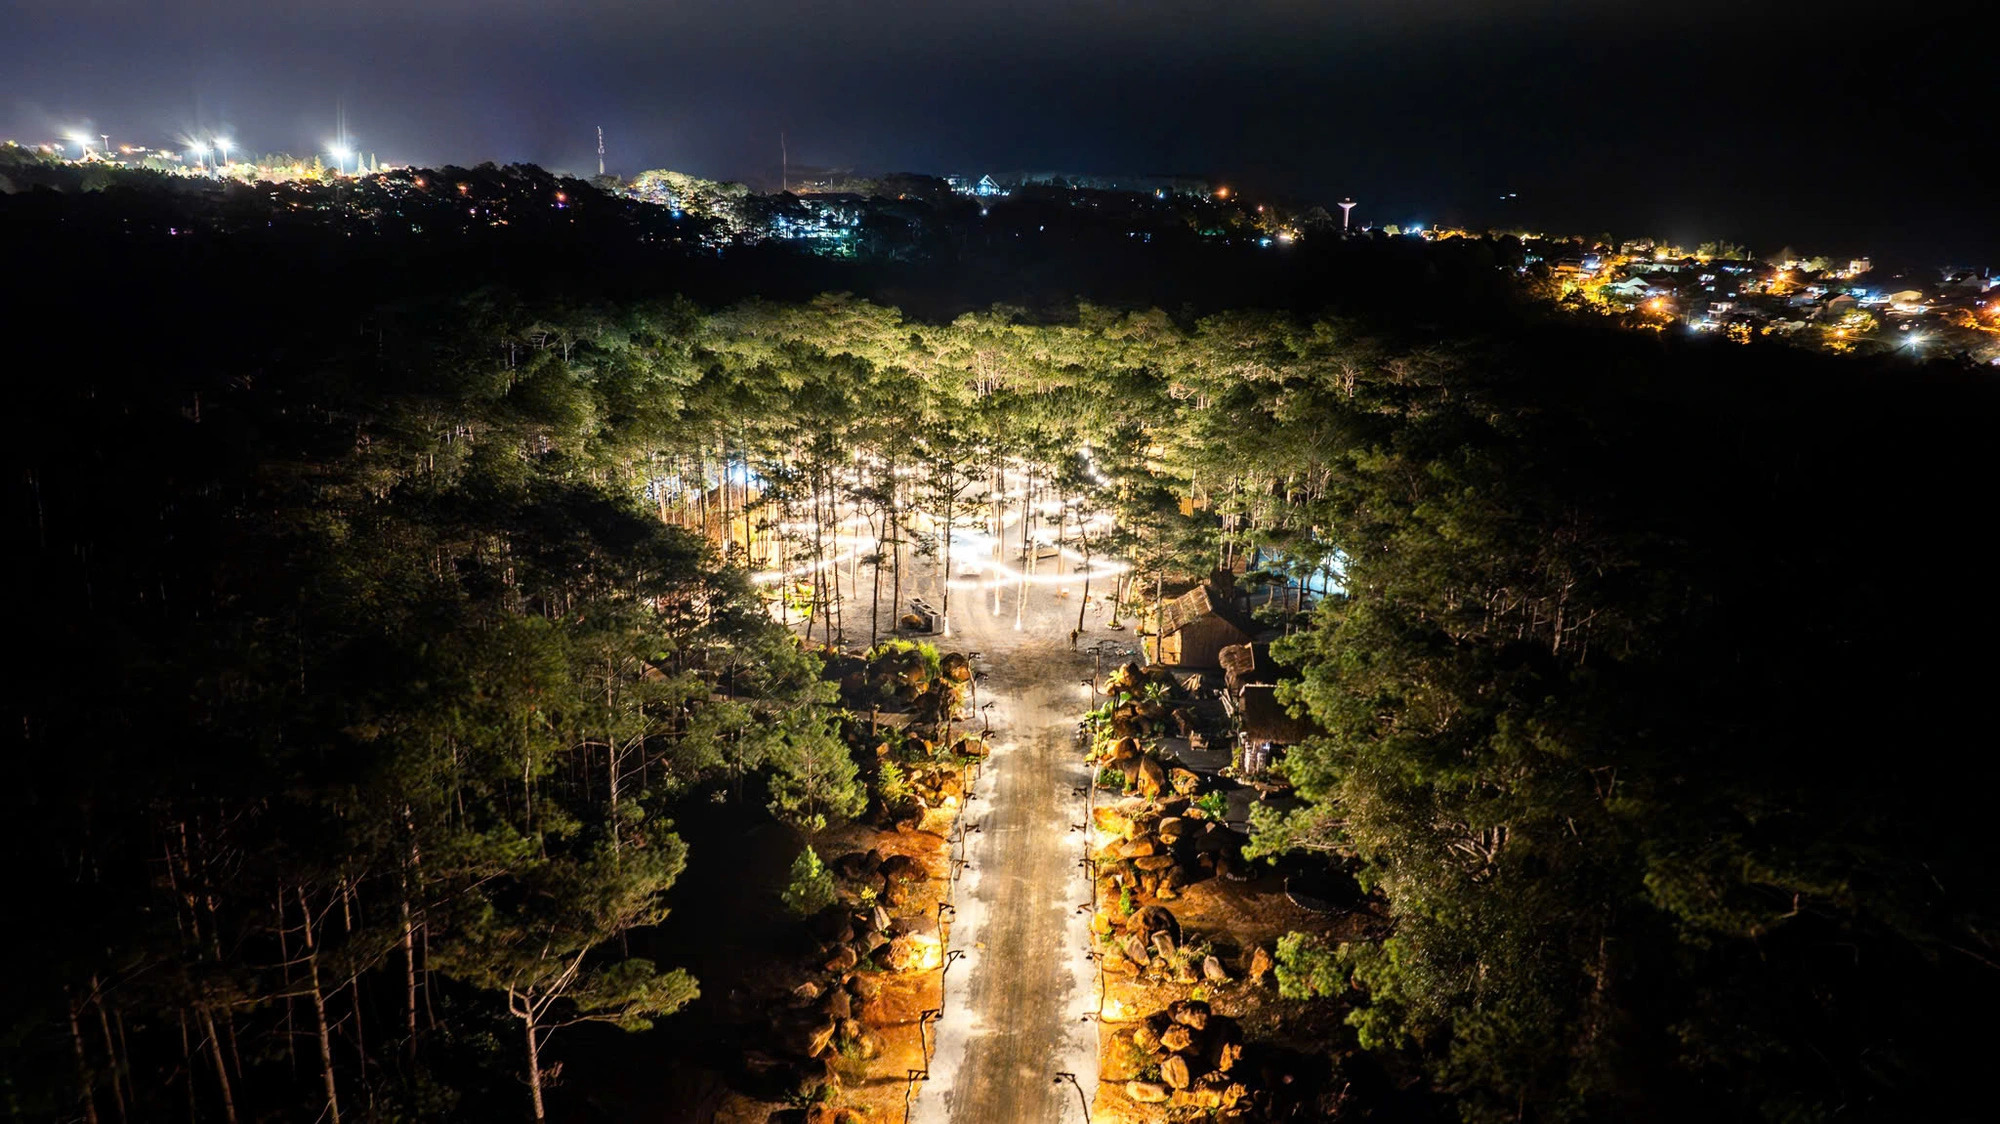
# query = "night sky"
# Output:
<box><xmin>5</xmin><ymin>0</ymin><xmax>1990</xmax><ymax>263</ymax></box>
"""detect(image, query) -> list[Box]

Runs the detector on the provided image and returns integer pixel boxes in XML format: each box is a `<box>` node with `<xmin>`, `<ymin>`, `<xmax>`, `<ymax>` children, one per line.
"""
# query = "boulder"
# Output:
<box><xmin>1108</xmin><ymin>736</ymin><xmax>1142</xmax><ymax>762</ymax></box>
<box><xmin>1212</xmin><ymin>1039</ymin><xmax>1243</xmax><ymax>1073</ymax></box>
<box><xmin>846</xmin><ymin>973</ymin><xmax>880</xmax><ymax>1000</ymax></box>
<box><xmin>1156</xmin><ymin>816</ymin><xmax>1186</xmax><ymax>843</ymax></box>
<box><xmin>871</xmin><ymin>904</ymin><xmax>893</xmax><ymax>934</ymax></box>
<box><xmin>831</xmin><ymin>851</ymin><xmax>876</xmax><ymax>880</ymax></box>
<box><xmin>1162</xmin><ymin>1053</ymin><xmax>1195</xmax><ymax>1090</ymax></box>
<box><xmin>792</xmin><ymin>981</ymin><xmax>822</xmax><ymax>1002</ymax></box>
<box><xmin>1106</xmin><ymin>662</ymin><xmax>1145</xmax><ymax>694</ymax></box>
<box><xmin>940</xmin><ymin>652</ymin><xmax>972</xmax><ymax>681</ymax></box>
<box><xmin>823</xmin><ymin>945</ymin><xmax>858</xmax><ymax>973</ymax></box>
<box><xmin>1119</xmin><ymin>836</ymin><xmax>1158</xmax><ymax>859</ymax></box>
<box><xmin>822</xmin><ymin>988</ymin><xmax>851</xmax><ymax>1021</ymax></box>
<box><xmin>1160</xmin><ymin>1023</ymin><xmax>1195</xmax><ymax>1052</ymax></box>
<box><xmin>1135</xmin><ymin>756</ymin><xmax>1168</xmax><ymax>798</ymax></box>
<box><xmin>879</xmin><ymin>853</ymin><xmax>924</xmax><ymax>880</ymax></box>
<box><xmin>1190</xmin><ymin>822</ymin><xmax>1238</xmax><ymax>852</ymax></box>
<box><xmin>1131</xmin><ymin>1022</ymin><xmax>1161</xmax><ymax>1053</ymax></box>
<box><xmin>1203</xmin><ymin>954</ymin><xmax>1230</xmax><ymax>983</ymax></box>
<box><xmin>1167</xmin><ymin>998</ymin><xmax>1211</xmax><ymax>1030</ymax></box>
<box><xmin>793</xmin><ymin>1018</ymin><xmax>837</xmax><ymax>1058</ymax></box>
<box><xmin>1171</xmin><ymin>707</ymin><xmax>1199</xmax><ymax>736</ymax></box>
<box><xmin>1151</xmin><ymin>930</ymin><xmax>1177</xmax><ymax>960</ymax></box>
<box><xmin>1178</xmin><ymin>1085</ymin><xmax>1225</xmax><ymax>1109</ymax></box>
<box><xmin>890</xmin><ymin>915</ymin><xmax>940</xmax><ymax>940</ymax></box>
<box><xmin>1126</xmin><ymin>1080</ymin><xmax>1172</xmax><ymax>1104</ymax></box>
<box><xmin>1132</xmin><ymin>905</ymin><xmax>1181</xmax><ymax>947</ymax></box>
<box><xmin>1120</xmin><ymin>933</ymin><xmax>1152</xmax><ymax>967</ymax></box>
<box><xmin>1247</xmin><ymin>944</ymin><xmax>1273</xmax><ymax>985</ymax></box>
<box><xmin>1169</xmin><ymin>767</ymin><xmax>1201</xmax><ymax>796</ymax></box>
<box><xmin>838</xmin><ymin>1017</ymin><xmax>865</xmax><ymax>1044</ymax></box>
<box><xmin>810</xmin><ymin>911</ymin><xmax>852</xmax><ymax>942</ymax></box>
<box><xmin>1134</xmin><ymin>854</ymin><xmax>1176</xmax><ymax>872</ymax></box>
<box><xmin>1093</xmin><ymin>804</ymin><xmax>1137</xmax><ymax>839</ymax></box>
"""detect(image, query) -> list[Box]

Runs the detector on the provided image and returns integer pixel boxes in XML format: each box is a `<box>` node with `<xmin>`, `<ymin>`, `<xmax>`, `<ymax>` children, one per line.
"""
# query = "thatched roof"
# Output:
<box><xmin>1157</xmin><ymin>583</ymin><xmax>1262</xmax><ymax>638</ymax></box>
<box><xmin>1219</xmin><ymin>642</ymin><xmax>1298</xmax><ymax>690</ymax></box>
<box><xmin>1238</xmin><ymin>684</ymin><xmax>1323</xmax><ymax>747</ymax></box>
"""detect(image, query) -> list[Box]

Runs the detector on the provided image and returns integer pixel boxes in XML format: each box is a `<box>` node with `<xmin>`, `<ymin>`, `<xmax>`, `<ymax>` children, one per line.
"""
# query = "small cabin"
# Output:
<box><xmin>1148</xmin><ymin>583</ymin><xmax>1262</xmax><ymax>668</ymax></box>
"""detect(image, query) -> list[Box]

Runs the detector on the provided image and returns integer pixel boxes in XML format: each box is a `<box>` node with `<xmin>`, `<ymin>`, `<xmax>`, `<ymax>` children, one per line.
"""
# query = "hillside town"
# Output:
<box><xmin>7</xmin><ymin>137</ymin><xmax>1997</xmax><ymax>364</ymax></box>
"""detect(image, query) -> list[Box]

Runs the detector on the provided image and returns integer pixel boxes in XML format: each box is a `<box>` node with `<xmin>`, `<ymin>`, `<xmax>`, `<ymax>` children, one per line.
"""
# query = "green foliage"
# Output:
<box><xmin>11</xmin><ymin>230</ymin><xmax>1996</xmax><ymax>1124</ymax></box>
<box><xmin>876</xmin><ymin>760</ymin><xmax>910</xmax><ymax>804</ymax></box>
<box><xmin>1273</xmin><ymin>931</ymin><xmax>1342</xmax><ymax>1000</ymax></box>
<box><xmin>781</xmin><ymin>845</ymin><xmax>838</xmax><ymax>917</ymax></box>
<box><xmin>1193</xmin><ymin>791</ymin><xmax>1227</xmax><ymax>819</ymax></box>
<box><xmin>1119</xmin><ymin>882</ymin><xmax>1135</xmax><ymax>917</ymax></box>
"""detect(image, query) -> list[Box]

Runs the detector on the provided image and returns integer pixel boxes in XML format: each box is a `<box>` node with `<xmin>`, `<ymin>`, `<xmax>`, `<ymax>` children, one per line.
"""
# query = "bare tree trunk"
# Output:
<box><xmin>869</xmin><ymin>506</ymin><xmax>884</xmax><ymax>647</ymax></box>
<box><xmin>91</xmin><ymin>980</ymin><xmax>128</xmax><ymax>1124</ymax></box>
<box><xmin>940</xmin><ymin>466</ymin><xmax>955</xmax><ymax>637</ymax></box>
<box><xmin>178</xmin><ymin>1012</ymin><xmax>199</xmax><ymax>1124</ymax></box>
<box><xmin>522</xmin><ymin>1005</ymin><xmax>547</xmax><ymax>1122</ymax></box>
<box><xmin>299</xmin><ymin>890</ymin><xmax>341</xmax><ymax>1124</ymax></box>
<box><xmin>65</xmin><ymin>986</ymin><xmax>101</xmax><ymax>1124</ymax></box>
<box><xmin>890</xmin><ymin>507</ymin><xmax>903</xmax><ymax>632</ymax></box>
<box><xmin>1076</xmin><ymin>504</ymin><xmax>1093</xmax><ymax>637</ymax></box>
<box><xmin>1016</xmin><ymin>466</ymin><xmax>1031</xmax><ymax>632</ymax></box>
<box><xmin>196</xmin><ymin>1004</ymin><xmax>239</xmax><ymax>1124</ymax></box>
<box><xmin>992</xmin><ymin>460</ymin><xmax>1003</xmax><ymax>616</ymax></box>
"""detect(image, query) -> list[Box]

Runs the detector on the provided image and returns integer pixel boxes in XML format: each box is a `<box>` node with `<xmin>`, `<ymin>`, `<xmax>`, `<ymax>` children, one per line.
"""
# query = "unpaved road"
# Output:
<box><xmin>913</xmin><ymin>579</ymin><xmax>1132</xmax><ymax>1123</ymax></box>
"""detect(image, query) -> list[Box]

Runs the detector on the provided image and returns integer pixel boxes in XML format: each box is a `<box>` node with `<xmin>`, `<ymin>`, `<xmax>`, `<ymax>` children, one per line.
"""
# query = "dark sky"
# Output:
<box><xmin>5</xmin><ymin>0</ymin><xmax>1991</xmax><ymax>263</ymax></box>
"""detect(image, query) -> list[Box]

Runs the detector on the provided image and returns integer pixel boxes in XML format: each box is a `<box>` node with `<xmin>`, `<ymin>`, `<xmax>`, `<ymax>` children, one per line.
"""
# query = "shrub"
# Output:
<box><xmin>877</xmin><ymin>760</ymin><xmax>910</xmax><ymax>804</ymax></box>
<box><xmin>1274</xmin><ymin>930</ymin><xmax>1342</xmax><ymax>1000</ymax></box>
<box><xmin>781</xmin><ymin>845</ymin><xmax>838</xmax><ymax>917</ymax></box>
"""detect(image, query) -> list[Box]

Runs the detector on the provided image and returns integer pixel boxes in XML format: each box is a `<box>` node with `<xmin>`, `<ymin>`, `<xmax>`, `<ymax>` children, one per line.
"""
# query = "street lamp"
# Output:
<box><xmin>1053</xmin><ymin>1071</ymin><xmax>1091</xmax><ymax>1122</ymax></box>
<box><xmin>66</xmin><ymin>132</ymin><xmax>92</xmax><ymax>159</ymax></box>
<box><xmin>188</xmin><ymin>142</ymin><xmax>209</xmax><ymax>168</ymax></box>
<box><xmin>329</xmin><ymin>145</ymin><xmax>351</xmax><ymax>175</ymax></box>
<box><xmin>214</xmin><ymin>137</ymin><xmax>232</xmax><ymax>167</ymax></box>
<box><xmin>917</xmin><ymin>1008</ymin><xmax>942</xmax><ymax>1064</ymax></box>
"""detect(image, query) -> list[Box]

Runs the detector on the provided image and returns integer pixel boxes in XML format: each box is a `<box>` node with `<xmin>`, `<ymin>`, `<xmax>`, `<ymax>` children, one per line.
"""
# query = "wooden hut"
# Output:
<box><xmin>1147</xmin><ymin>583</ymin><xmax>1263</xmax><ymax>668</ymax></box>
<box><xmin>1233</xmin><ymin>684</ymin><xmax>1324</xmax><ymax>774</ymax></box>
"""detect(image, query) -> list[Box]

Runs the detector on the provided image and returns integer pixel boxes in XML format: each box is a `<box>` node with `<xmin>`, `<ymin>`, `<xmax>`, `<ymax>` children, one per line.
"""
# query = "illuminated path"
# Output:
<box><xmin>912</xmin><ymin>567</ymin><xmax>1115</xmax><ymax>1124</ymax></box>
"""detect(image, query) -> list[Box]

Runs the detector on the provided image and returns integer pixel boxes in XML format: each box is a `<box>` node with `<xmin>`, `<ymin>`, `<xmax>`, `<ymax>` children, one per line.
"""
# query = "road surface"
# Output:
<box><xmin>911</xmin><ymin>573</ymin><xmax>1131</xmax><ymax>1123</ymax></box>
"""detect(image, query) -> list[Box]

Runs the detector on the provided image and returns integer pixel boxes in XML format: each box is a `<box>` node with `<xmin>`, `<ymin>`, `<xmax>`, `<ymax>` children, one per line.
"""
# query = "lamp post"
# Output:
<box><xmin>1053</xmin><ymin>1071</ymin><xmax>1091</xmax><ymax>1122</ymax></box>
<box><xmin>940</xmin><ymin>948</ymin><xmax>966</xmax><ymax>1009</ymax></box>
<box><xmin>917</xmin><ymin>1008</ymin><xmax>941</xmax><ymax>1065</ymax></box>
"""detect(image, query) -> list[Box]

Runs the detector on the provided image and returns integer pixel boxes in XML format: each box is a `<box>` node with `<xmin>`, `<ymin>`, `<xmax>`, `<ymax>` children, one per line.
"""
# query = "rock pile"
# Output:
<box><xmin>1118</xmin><ymin>999</ymin><xmax>1256</xmax><ymax>1116</ymax></box>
